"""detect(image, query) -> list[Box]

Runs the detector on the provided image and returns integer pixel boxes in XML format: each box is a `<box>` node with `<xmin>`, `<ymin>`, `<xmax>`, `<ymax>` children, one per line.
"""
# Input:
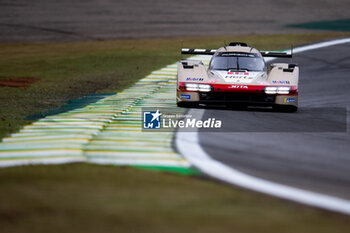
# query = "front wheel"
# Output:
<box><xmin>273</xmin><ymin>105</ymin><xmax>298</xmax><ymax>112</ymax></box>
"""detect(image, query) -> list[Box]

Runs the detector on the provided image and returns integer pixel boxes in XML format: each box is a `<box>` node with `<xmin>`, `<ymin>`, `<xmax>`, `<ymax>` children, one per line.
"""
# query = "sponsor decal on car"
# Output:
<box><xmin>186</xmin><ymin>77</ymin><xmax>204</xmax><ymax>81</ymax></box>
<box><xmin>273</xmin><ymin>80</ymin><xmax>290</xmax><ymax>84</ymax></box>
<box><xmin>224</xmin><ymin>75</ymin><xmax>254</xmax><ymax>83</ymax></box>
<box><xmin>225</xmin><ymin>76</ymin><xmax>253</xmax><ymax>79</ymax></box>
<box><xmin>181</xmin><ymin>94</ymin><xmax>191</xmax><ymax>99</ymax></box>
<box><xmin>228</xmin><ymin>85</ymin><xmax>248</xmax><ymax>89</ymax></box>
<box><xmin>284</xmin><ymin>97</ymin><xmax>296</xmax><ymax>103</ymax></box>
<box><xmin>222</xmin><ymin>71</ymin><xmax>254</xmax><ymax>83</ymax></box>
<box><xmin>227</xmin><ymin>72</ymin><xmax>249</xmax><ymax>75</ymax></box>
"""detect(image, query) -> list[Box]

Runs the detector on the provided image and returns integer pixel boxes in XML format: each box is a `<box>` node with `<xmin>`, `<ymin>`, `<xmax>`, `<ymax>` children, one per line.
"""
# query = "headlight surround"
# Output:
<box><xmin>265</xmin><ymin>86</ymin><xmax>291</xmax><ymax>94</ymax></box>
<box><xmin>185</xmin><ymin>83</ymin><xmax>212</xmax><ymax>92</ymax></box>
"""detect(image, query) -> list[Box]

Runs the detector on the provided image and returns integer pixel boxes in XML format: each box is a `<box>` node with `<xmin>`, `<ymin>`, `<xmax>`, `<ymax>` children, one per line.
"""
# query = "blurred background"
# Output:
<box><xmin>1</xmin><ymin>0</ymin><xmax>349</xmax><ymax>42</ymax></box>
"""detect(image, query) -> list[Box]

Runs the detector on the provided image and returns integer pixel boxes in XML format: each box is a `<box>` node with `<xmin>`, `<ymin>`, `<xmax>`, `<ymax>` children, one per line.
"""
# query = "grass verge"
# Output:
<box><xmin>0</xmin><ymin>163</ymin><xmax>350</xmax><ymax>233</ymax></box>
<box><xmin>1</xmin><ymin>32</ymin><xmax>350</xmax><ymax>139</ymax></box>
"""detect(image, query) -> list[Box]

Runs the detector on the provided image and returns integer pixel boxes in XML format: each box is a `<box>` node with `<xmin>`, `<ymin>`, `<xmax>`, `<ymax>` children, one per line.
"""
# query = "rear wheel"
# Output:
<box><xmin>273</xmin><ymin>105</ymin><xmax>298</xmax><ymax>112</ymax></box>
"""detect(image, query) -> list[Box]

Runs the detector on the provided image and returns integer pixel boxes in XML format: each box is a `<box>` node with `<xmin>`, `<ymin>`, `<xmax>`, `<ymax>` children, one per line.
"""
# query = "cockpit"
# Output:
<box><xmin>209</xmin><ymin>52</ymin><xmax>266</xmax><ymax>72</ymax></box>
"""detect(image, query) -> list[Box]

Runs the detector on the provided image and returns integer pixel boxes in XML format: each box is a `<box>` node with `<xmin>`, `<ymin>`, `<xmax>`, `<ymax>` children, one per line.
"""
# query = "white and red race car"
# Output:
<box><xmin>177</xmin><ymin>42</ymin><xmax>298</xmax><ymax>112</ymax></box>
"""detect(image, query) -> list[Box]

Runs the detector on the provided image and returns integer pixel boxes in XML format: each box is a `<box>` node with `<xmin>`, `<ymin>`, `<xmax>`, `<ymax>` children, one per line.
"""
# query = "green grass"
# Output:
<box><xmin>0</xmin><ymin>163</ymin><xmax>349</xmax><ymax>233</ymax></box>
<box><xmin>1</xmin><ymin>32</ymin><xmax>350</xmax><ymax>139</ymax></box>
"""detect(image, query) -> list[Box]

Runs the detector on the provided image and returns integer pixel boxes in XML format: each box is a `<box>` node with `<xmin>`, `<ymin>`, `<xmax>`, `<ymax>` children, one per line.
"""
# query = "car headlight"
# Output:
<box><xmin>184</xmin><ymin>83</ymin><xmax>199</xmax><ymax>91</ymax></box>
<box><xmin>185</xmin><ymin>83</ymin><xmax>212</xmax><ymax>92</ymax></box>
<box><xmin>265</xmin><ymin>86</ymin><xmax>291</xmax><ymax>94</ymax></box>
<box><xmin>198</xmin><ymin>84</ymin><xmax>212</xmax><ymax>92</ymax></box>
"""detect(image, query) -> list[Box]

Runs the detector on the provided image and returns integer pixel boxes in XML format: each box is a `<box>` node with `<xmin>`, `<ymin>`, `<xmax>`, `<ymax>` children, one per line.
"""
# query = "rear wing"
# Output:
<box><xmin>260</xmin><ymin>51</ymin><xmax>292</xmax><ymax>58</ymax></box>
<box><xmin>181</xmin><ymin>48</ymin><xmax>292</xmax><ymax>58</ymax></box>
<box><xmin>181</xmin><ymin>48</ymin><xmax>216</xmax><ymax>55</ymax></box>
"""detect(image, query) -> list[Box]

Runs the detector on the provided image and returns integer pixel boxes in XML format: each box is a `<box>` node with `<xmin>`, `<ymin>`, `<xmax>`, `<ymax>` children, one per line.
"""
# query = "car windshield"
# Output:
<box><xmin>209</xmin><ymin>52</ymin><xmax>265</xmax><ymax>71</ymax></box>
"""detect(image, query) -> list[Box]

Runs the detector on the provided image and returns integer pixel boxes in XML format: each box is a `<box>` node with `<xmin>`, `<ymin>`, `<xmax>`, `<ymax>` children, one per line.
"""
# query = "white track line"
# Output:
<box><xmin>176</xmin><ymin>38</ymin><xmax>350</xmax><ymax>215</ymax></box>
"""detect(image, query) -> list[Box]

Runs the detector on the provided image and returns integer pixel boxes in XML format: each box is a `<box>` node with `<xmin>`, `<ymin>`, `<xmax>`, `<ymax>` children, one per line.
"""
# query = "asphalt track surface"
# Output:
<box><xmin>198</xmin><ymin>42</ymin><xmax>350</xmax><ymax>200</ymax></box>
<box><xmin>1</xmin><ymin>0</ymin><xmax>350</xmax><ymax>42</ymax></box>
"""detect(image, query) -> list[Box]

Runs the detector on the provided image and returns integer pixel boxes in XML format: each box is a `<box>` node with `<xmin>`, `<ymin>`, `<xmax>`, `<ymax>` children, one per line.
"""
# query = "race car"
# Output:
<box><xmin>177</xmin><ymin>42</ymin><xmax>298</xmax><ymax>112</ymax></box>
